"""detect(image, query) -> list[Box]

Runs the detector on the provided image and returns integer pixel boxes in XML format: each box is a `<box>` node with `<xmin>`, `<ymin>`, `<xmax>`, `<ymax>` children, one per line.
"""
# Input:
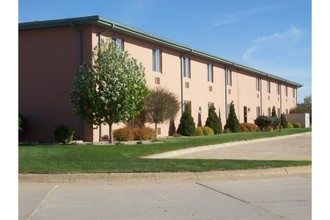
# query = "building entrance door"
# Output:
<box><xmin>244</xmin><ymin>106</ymin><xmax>248</xmax><ymax>123</ymax></box>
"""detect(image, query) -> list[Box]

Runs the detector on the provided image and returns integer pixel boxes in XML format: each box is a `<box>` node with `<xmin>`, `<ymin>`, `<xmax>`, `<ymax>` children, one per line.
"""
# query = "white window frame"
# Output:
<box><xmin>207</xmin><ymin>64</ymin><xmax>213</xmax><ymax>83</ymax></box>
<box><xmin>226</xmin><ymin>68</ymin><xmax>232</xmax><ymax>86</ymax></box>
<box><xmin>152</xmin><ymin>49</ymin><xmax>162</xmax><ymax>73</ymax></box>
<box><xmin>183</xmin><ymin>57</ymin><xmax>190</xmax><ymax>78</ymax></box>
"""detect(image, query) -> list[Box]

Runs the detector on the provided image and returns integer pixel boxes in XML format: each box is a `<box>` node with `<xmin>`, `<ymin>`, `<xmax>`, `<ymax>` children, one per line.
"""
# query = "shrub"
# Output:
<box><xmin>202</xmin><ymin>126</ymin><xmax>214</xmax><ymax>135</ymax></box>
<box><xmin>280</xmin><ymin>114</ymin><xmax>288</xmax><ymax>128</ymax></box>
<box><xmin>177</xmin><ymin>103</ymin><xmax>196</xmax><ymax>136</ymax></box>
<box><xmin>205</xmin><ymin>105</ymin><xmax>222</xmax><ymax>134</ymax></box>
<box><xmin>291</xmin><ymin>122</ymin><xmax>301</xmax><ymax>128</ymax></box>
<box><xmin>240</xmin><ymin>123</ymin><xmax>258</xmax><ymax>132</ymax></box>
<box><xmin>113</xmin><ymin>127</ymin><xmax>134</xmax><ymax>142</ymax></box>
<box><xmin>254</xmin><ymin>116</ymin><xmax>280</xmax><ymax>131</ymax></box>
<box><xmin>287</xmin><ymin>122</ymin><xmax>294</xmax><ymax>128</ymax></box>
<box><xmin>195</xmin><ymin>127</ymin><xmax>204</xmax><ymax>136</ymax></box>
<box><xmin>224</xmin><ymin>101</ymin><xmax>240</xmax><ymax>133</ymax></box>
<box><xmin>133</xmin><ymin>127</ymin><xmax>155</xmax><ymax>140</ymax></box>
<box><xmin>54</xmin><ymin>124</ymin><xmax>75</xmax><ymax>144</ymax></box>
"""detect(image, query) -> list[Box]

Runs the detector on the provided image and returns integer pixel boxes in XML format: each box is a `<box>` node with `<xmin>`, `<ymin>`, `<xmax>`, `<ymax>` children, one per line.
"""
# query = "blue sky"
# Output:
<box><xmin>18</xmin><ymin>0</ymin><xmax>311</xmax><ymax>103</ymax></box>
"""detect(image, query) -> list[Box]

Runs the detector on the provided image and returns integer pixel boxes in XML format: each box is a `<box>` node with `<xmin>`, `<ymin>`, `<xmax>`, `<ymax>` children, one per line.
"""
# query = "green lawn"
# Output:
<box><xmin>19</xmin><ymin>128</ymin><xmax>311</xmax><ymax>174</ymax></box>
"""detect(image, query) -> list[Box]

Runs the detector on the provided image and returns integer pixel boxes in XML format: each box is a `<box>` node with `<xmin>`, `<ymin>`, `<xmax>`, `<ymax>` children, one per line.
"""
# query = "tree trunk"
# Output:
<box><xmin>154</xmin><ymin>123</ymin><xmax>158</xmax><ymax>139</ymax></box>
<box><xmin>109</xmin><ymin>123</ymin><xmax>114</xmax><ymax>143</ymax></box>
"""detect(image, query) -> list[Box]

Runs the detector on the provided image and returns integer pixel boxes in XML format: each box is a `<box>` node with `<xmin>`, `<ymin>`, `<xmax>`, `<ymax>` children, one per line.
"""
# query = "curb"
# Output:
<box><xmin>19</xmin><ymin>166</ymin><xmax>311</xmax><ymax>184</ymax></box>
<box><xmin>144</xmin><ymin>132</ymin><xmax>311</xmax><ymax>159</ymax></box>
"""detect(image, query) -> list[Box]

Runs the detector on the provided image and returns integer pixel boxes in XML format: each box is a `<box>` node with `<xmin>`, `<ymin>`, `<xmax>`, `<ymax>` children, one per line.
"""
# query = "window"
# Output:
<box><xmin>286</xmin><ymin>86</ymin><xmax>288</xmax><ymax>97</ymax></box>
<box><xmin>152</xmin><ymin>49</ymin><xmax>162</xmax><ymax>72</ymax></box>
<box><xmin>157</xmin><ymin>127</ymin><xmax>161</xmax><ymax>135</ymax></box>
<box><xmin>256</xmin><ymin>78</ymin><xmax>261</xmax><ymax>91</ymax></box>
<box><xmin>268</xmin><ymin>107</ymin><xmax>271</xmax><ymax>116</ymax></box>
<box><xmin>226</xmin><ymin>68</ymin><xmax>232</xmax><ymax>86</ymax></box>
<box><xmin>112</xmin><ymin>37</ymin><xmax>124</xmax><ymax>50</ymax></box>
<box><xmin>207</xmin><ymin>64</ymin><xmax>213</xmax><ymax>82</ymax></box>
<box><xmin>293</xmin><ymin>88</ymin><xmax>296</xmax><ymax>98</ymax></box>
<box><xmin>183</xmin><ymin>57</ymin><xmax>190</xmax><ymax>78</ymax></box>
<box><xmin>277</xmin><ymin>108</ymin><xmax>281</xmax><ymax>117</ymax></box>
<box><xmin>277</xmin><ymin>83</ymin><xmax>281</xmax><ymax>95</ymax></box>
<box><xmin>267</xmin><ymin>80</ymin><xmax>271</xmax><ymax>93</ymax></box>
<box><xmin>256</xmin><ymin>106</ymin><xmax>261</xmax><ymax>117</ymax></box>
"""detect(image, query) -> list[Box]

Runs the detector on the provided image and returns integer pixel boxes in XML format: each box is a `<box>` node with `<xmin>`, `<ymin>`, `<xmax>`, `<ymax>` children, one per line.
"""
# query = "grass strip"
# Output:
<box><xmin>19</xmin><ymin>128</ymin><xmax>311</xmax><ymax>174</ymax></box>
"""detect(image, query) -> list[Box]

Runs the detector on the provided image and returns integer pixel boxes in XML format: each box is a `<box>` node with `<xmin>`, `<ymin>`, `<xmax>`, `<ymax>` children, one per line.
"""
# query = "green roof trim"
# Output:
<box><xmin>19</xmin><ymin>15</ymin><xmax>302</xmax><ymax>88</ymax></box>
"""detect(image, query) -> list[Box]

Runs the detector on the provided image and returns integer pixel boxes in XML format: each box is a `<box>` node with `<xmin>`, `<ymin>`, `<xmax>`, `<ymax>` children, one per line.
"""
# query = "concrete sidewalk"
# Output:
<box><xmin>145</xmin><ymin>132</ymin><xmax>311</xmax><ymax>160</ymax></box>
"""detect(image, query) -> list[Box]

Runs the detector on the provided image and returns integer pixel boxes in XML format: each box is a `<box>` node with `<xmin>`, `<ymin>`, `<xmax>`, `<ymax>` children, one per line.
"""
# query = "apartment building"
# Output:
<box><xmin>19</xmin><ymin>15</ymin><xmax>302</xmax><ymax>142</ymax></box>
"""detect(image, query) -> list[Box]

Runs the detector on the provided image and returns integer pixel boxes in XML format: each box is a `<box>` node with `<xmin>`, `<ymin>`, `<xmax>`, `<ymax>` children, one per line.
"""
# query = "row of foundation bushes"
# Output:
<box><xmin>113</xmin><ymin>127</ymin><xmax>155</xmax><ymax>141</ymax></box>
<box><xmin>195</xmin><ymin>126</ymin><xmax>214</xmax><ymax>136</ymax></box>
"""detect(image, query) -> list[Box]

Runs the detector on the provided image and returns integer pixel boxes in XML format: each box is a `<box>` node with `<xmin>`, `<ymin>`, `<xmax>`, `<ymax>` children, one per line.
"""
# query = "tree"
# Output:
<box><xmin>177</xmin><ymin>103</ymin><xmax>196</xmax><ymax>136</ymax></box>
<box><xmin>144</xmin><ymin>87</ymin><xmax>180</xmax><ymax>137</ymax></box>
<box><xmin>205</xmin><ymin>105</ymin><xmax>222</xmax><ymax>134</ymax></box>
<box><xmin>224</xmin><ymin>101</ymin><xmax>240</xmax><ymax>132</ymax></box>
<box><xmin>280</xmin><ymin>114</ymin><xmax>288</xmax><ymax>128</ymax></box>
<box><xmin>70</xmin><ymin>40</ymin><xmax>149</xmax><ymax>143</ymax></box>
<box><xmin>271</xmin><ymin>106</ymin><xmax>277</xmax><ymax>117</ymax></box>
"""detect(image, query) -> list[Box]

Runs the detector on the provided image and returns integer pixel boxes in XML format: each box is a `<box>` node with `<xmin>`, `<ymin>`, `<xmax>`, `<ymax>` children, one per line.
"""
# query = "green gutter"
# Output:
<box><xmin>19</xmin><ymin>15</ymin><xmax>302</xmax><ymax>88</ymax></box>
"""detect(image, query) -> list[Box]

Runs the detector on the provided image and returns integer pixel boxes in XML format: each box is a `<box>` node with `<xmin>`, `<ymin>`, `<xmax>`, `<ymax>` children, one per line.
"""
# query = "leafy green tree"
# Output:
<box><xmin>224</xmin><ymin>101</ymin><xmax>240</xmax><ymax>133</ymax></box>
<box><xmin>177</xmin><ymin>103</ymin><xmax>196</xmax><ymax>136</ymax></box>
<box><xmin>271</xmin><ymin>106</ymin><xmax>277</xmax><ymax>117</ymax></box>
<box><xmin>144</xmin><ymin>87</ymin><xmax>180</xmax><ymax>137</ymax></box>
<box><xmin>205</xmin><ymin>105</ymin><xmax>222</xmax><ymax>134</ymax></box>
<box><xmin>70</xmin><ymin>40</ymin><xmax>149</xmax><ymax>143</ymax></box>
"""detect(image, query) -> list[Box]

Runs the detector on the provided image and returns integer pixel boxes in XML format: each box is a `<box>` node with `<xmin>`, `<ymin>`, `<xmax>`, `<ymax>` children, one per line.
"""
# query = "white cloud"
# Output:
<box><xmin>254</xmin><ymin>26</ymin><xmax>303</xmax><ymax>44</ymax></box>
<box><xmin>243</xmin><ymin>26</ymin><xmax>304</xmax><ymax>61</ymax></box>
<box><xmin>213</xmin><ymin>4</ymin><xmax>287</xmax><ymax>27</ymax></box>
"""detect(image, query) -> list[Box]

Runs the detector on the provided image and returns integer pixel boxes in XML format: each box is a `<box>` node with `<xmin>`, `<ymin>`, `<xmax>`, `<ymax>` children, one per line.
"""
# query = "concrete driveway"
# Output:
<box><xmin>146</xmin><ymin>132</ymin><xmax>311</xmax><ymax>160</ymax></box>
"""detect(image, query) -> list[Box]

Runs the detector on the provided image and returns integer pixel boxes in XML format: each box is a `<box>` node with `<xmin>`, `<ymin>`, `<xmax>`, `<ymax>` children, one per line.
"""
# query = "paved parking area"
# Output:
<box><xmin>147</xmin><ymin>132</ymin><xmax>311</xmax><ymax>160</ymax></box>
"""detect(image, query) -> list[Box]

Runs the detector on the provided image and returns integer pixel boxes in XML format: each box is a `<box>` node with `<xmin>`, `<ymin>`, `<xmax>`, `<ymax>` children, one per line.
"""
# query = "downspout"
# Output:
<box><xmin>260</xmin><ymin>78</ymin><xmax>263</xmax><ymax>115</ymax></box>
<box><xmin>70</xmin><ymin>22</ymin><xmax>84</xmax><ymax>140</ymax></box>
<box><xmin>280</xmin><ymin>83</ymin><xmax>283</xmax><ymax>114</ymax></box>
<box><xmin>180</xmin><ymin>49</ymin><xmax>192</xmax><ymax>115</ymax></box>
<box><xmin>225</xmin><ymin>67</ymin><xmax>228</xmax><ymax>120</ymax></box>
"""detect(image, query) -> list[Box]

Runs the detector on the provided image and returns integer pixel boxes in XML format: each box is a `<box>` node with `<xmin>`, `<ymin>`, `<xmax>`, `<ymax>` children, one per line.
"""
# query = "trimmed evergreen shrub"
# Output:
<box><xmin>54</xmin><ymin>124</ymin><xmax>75</xmax><ymax>144</ymax></box>
<box><xmin>205</xmin><ymin>105</ymin><xmax>222</xmax><ymax>134</ymax></box>
<box><xmin>177</xmin><ymin>103</ymin><xmax>196</xmax><ymax>136</ymax></box>
<box><xmin>271</xmin><ymin>106</ymin><xmax>277</xmax><ymax>117</ymax></box>
<box><xmin>287</xmin><ymin>122</ymin><xmax>294</xmax><ymax>128</ymax></box>
<box><xmin>280</xmin><ymin>114</ymin><xmax>288</xmax><ymax>128</ymax></box>
<box><xmin>224</xmin><ymin>101</ymin><xmax>240</xmax><ymax>133</ymax></box>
